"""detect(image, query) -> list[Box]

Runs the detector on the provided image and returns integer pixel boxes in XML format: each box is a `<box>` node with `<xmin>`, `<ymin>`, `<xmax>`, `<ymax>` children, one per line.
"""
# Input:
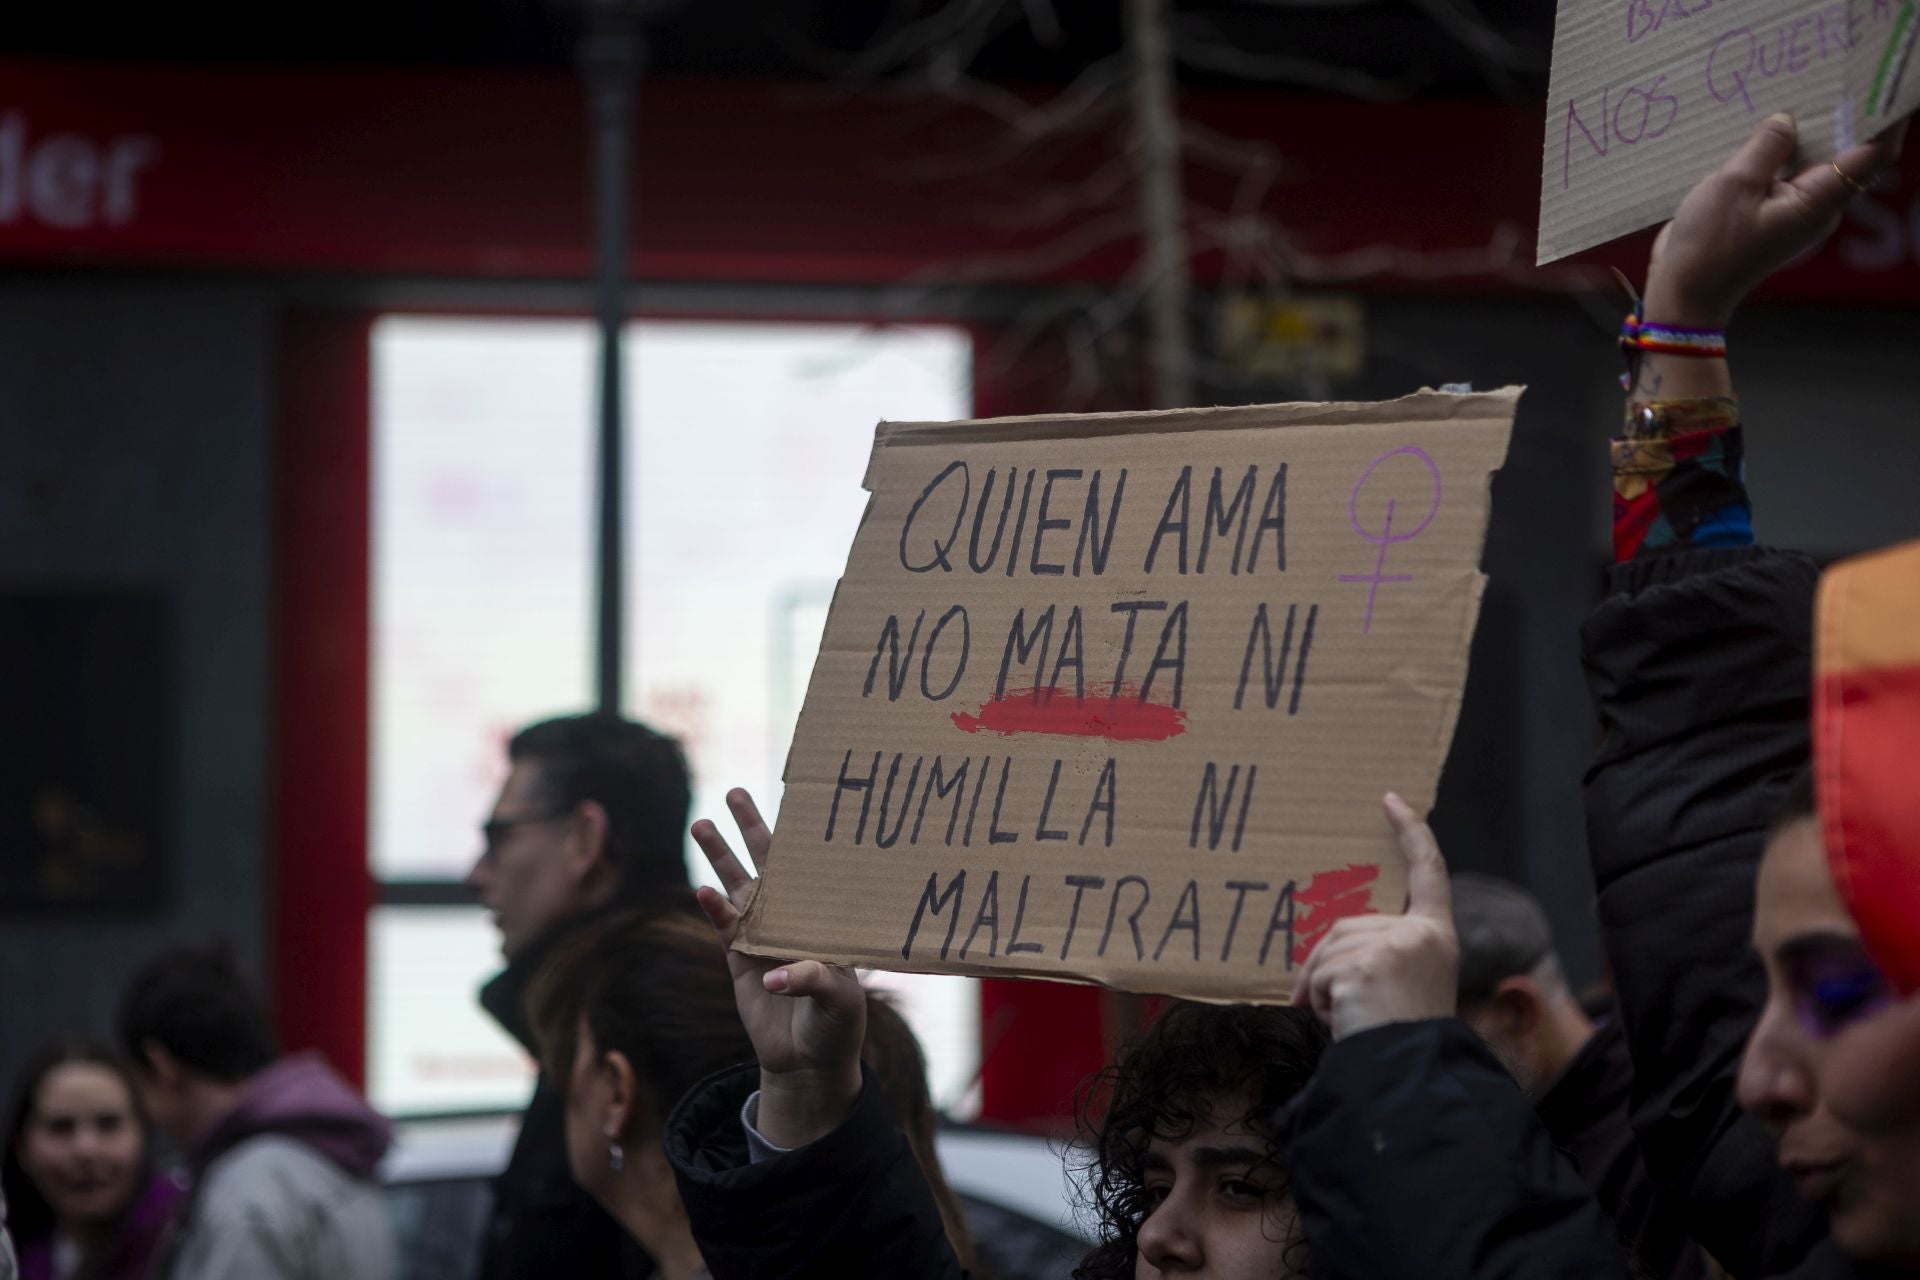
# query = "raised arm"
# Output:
<box><xmin>1285</xmin><ymin>798</ymin><xmax>1629</xmax><ymax>1279</ymax></box>
<box><xmin>664</xmin><ymin>790</ymin><xmax>967</xmax><ymax>1280</ymax></box>
<box><xmin>1587</xmin><ymin>114</ymin><xmax>1907</xmax><ymax>1276</ymax></box>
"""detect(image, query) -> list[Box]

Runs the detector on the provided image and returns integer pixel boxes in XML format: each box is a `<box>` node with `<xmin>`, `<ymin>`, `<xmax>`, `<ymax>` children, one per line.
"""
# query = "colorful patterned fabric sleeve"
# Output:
<box><xmin>1612</xmin><ymin>397</ymin><xmax>1750</xmax><ymax>563</ymax></box>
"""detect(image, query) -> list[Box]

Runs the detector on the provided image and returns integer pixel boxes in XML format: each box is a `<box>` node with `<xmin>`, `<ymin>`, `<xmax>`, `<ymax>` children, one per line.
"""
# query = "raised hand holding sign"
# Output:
<box><xmin>692</xmin><ymin>790</ymin><xmax>865</xmax><ymax>1149</ymax></box>
<box><xmin>1539</xmin><ymin>0</ymin><xmax>1920</xmax><ymax>262</ymax></box>
<box><xmin>1292</xmin><ymin>793</ymin><xmax>1460</xmax><ymax>1041</ymax></box>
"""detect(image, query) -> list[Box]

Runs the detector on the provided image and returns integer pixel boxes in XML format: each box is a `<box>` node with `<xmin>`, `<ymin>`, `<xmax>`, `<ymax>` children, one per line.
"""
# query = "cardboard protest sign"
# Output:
<box><xmin>736</xmin><ymin>389</ymin><xmax>1517</xmax><ymax>1002</ymax></box>
<box><xmin>1539</xmin><ymin>0</ymin><xmax>1920</xmax><ymax>264</ymax></box>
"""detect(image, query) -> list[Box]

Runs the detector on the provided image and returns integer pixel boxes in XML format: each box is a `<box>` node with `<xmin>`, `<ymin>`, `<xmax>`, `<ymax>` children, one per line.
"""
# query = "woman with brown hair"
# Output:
<box><xmin>1</xmin><ymin>1041</ymin><xmax>179</xmax><ymax>1280</ymax></box>
<box><xmin>528</xmin><ymin>907</ymin><xmax>985</xmax><ymax>1278</ymax></box>
<box><xmin>526</xmin><ymin>908</ymin><xmax>753</xmax><ymax>1280</ymax></box>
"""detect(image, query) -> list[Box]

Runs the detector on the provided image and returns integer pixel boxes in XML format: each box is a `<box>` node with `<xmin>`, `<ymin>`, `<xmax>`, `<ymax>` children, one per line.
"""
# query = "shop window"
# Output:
<box><xmin>367</xmin><ymin>315</ymin><xmax>975</xmax><ymax>1115</ymax></box>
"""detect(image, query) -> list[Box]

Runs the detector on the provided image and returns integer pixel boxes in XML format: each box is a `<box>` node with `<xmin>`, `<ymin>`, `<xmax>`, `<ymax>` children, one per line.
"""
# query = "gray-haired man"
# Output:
<box><xmin>1452</xmin><ymin>874</ymin><xmax>1706</xmax><ymax>1280</ymax></box>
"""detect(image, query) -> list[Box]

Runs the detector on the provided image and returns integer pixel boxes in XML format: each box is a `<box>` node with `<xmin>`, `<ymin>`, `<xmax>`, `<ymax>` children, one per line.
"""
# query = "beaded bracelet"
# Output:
<box><xmin>1619</xmin><ymin>303</ymin><xmax>1727</xmax><ymax>388</ymax></box>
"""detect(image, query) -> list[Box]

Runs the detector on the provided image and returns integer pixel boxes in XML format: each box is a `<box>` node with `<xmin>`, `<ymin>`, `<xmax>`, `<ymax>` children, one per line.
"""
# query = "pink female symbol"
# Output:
<box><xmin>1339</xmin><ymin>446</ymin><xmax>1443</xmax><ymax>634</ymax></box>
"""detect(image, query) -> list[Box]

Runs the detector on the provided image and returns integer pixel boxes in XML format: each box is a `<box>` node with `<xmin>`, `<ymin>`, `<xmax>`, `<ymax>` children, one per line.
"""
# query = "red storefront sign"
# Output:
<box><xmin>3</xmin><ymin>59</ymin><xmax>1917</xmax><ymax>302</ymax></box>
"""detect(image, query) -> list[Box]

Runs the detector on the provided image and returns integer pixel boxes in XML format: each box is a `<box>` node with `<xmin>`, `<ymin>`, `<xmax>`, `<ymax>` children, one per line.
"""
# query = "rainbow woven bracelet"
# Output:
<box><xmin>1619</xmin><ymin>309</ymin><xmax>1726</xmax><ymax>387</ymax></box>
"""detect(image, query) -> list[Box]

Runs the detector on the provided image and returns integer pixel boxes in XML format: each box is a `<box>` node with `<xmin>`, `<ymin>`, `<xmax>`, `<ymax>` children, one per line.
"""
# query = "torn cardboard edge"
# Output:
<box><xmin>870</xmin><ymin>385</ymin><xmax>1524</xmax><ymax>453</ymax></box>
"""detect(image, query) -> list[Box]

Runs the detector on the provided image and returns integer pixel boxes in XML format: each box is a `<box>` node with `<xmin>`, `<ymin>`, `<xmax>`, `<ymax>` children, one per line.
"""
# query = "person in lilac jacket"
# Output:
<box><xmin>116</xmin><ymin>945</ymin><xmax>395</xmax><ymax>1280</ymax></box>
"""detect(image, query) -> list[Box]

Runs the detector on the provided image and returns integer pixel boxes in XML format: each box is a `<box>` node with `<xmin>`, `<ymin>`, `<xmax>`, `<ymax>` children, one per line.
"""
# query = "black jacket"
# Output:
<box><xmin>475</xmin><ymin>922</ymin><xmax>654</xmax><ymax>1280</ymax></box>
<box><xmin>1282</xmin><ymin>1018</ymin><xmax>1630</xmax><ymax>1279</ymax></box>
<box><xmin>1582</xmin><ymin>547</ymin><xmax>1867</xmax><ymax>1278</ymax></box>
<box><xmin>664</xmin><ymin>1063</ymin><xmax>965</xmax><ymax>1280</ymax></box>
<box><xmin>659</xmin><ymin>1023</ymin><xmax>1633</xmax><ymax>1279</ymax></box>
<box><xmin>1537</xmin><ymin>1018</ymin><xmax>1705</xmax><ymax>1280</ymax></box>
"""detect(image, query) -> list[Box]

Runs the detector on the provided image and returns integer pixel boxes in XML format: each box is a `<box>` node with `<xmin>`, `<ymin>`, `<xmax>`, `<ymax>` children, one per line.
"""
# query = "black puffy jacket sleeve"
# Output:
<box><xmin>1581</xmin><ymin>546</ymin><xmax>1836</xmax><ymax>1276</ymax></box>
<box><xmin>1282</xmin><ymin>1018</ymin><xmax>1630</xmax><ymax>1279</ymax></box>
<box><xmin>663</xmin><ymin>1062</ymin><xmax>967</xmax><ymax>1280</ymax></box>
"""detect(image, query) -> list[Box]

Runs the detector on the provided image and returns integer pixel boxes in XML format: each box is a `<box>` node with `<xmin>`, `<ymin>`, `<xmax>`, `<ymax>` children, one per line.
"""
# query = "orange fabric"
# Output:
<box><xmin>1818</xmin><ymin>546</ymin><xmax>1920</xmax><ymax>675</ymax></box>
<box><xmin>1816</xmin><ymin>541</ymin><xmax>1920</xmax><ymax>995</ymax></box>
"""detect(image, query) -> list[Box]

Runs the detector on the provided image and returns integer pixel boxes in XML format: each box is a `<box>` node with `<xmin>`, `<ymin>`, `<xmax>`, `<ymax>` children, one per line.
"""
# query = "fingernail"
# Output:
<box><xmin>1767</xmin><ymin>111</ymin><xmax>1794</xmax><ymax>127</ymax></box>
<box><xmin>765</xmin><ymin>969</ymin><xmax>790</xmax><ymax>992</ymax></box>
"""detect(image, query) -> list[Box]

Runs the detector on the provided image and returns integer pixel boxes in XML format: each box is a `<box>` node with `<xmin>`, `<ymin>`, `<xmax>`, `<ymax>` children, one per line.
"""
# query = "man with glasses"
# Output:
<box><xmin>467</xmin><ymin>712</ymin><xmax>694</xmax><ymax>1280</ymax></box>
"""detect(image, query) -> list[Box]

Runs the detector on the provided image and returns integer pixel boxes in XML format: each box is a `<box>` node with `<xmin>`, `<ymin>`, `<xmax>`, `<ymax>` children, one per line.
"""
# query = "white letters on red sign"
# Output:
<box><xmin>0</xmin><ymin>111</ymin><xmax>161</xmax><ymax>230</ymax></box>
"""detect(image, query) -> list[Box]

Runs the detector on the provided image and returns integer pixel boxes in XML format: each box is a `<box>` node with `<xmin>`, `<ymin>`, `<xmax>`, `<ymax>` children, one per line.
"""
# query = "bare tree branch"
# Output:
<box><xmin>895</xmin><ymin>208</ymin><xmax>1143</xmax><ymax>287</ymax></box>
<box><xmin>966</xmin><ymin>156</ymin><xmax>1135</xmax><ymax>229</ymax></box>
<box><xmin>1230</xmin><ymin>0</ymin><xmax>1402</xmax><ymax>10</ymax></box>
<box><xmin>1176</xmin><ymin>115</ymin><xmax>1289</xmax><ymax>180</ymax></box>
<box><xmin>1018</xmin><ymin>0</ymin><xmax>1066</xmax><ymax>47</ymax></box>
<box><xmin>877</xmin><ymin>53</ymin><xmax>1129</xmax><ymax>180</ymax></box>
<box><xmin>1172</xmin><ymin>19</ymin><xmax>1433</xmax><ymax>101</ymax></box>
<box><xmin>923</xmin><ymin>51</ymin><xmax>1129</xmax><ymax>137</ymax></box>
<box><xmin>1402</xmin><ymin>0</ymin><xmax>1547</xmax><ymax>97</ymax></box>
<box><xmin>1210</xmin><ymin>144</ymin><xmax>1283</xmax><ymax>297</ymax></box>
<box><xmin>770</xmin><ymin>0</ymin><xmax>1572</xmax><ymax>409</ymax></box>
<box><xmin>773</xmin><ymin>0</ymin><xmax>1017</xmax><ymax>80</ymax></box>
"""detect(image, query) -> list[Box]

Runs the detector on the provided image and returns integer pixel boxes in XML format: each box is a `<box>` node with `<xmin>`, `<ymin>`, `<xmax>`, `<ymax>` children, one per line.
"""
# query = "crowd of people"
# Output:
<box><xmin>2</xmin><ymin>112</ymin><xmax>1917</xmax><ymax>1279</ymax></box>
<box><xmin>0</xmin><ymin>942</ymin><xmax>394</xmax><ymax>1280</ymax></box>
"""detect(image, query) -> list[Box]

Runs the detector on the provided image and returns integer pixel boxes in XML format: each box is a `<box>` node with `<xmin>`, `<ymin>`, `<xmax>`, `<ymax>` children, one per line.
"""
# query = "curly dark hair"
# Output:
<box><xmin>1071</xmin><ymin>1002</ymin><xmax>1329</xmax><ymax>1278</ymax></box>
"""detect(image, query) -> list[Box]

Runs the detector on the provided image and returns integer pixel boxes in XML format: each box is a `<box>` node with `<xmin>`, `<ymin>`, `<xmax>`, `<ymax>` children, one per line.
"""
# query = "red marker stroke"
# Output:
<box><xmin>1292</xmin><ymin>863</ymin><xmax>1381</xmax><ymax>967</ymax></box>
<box><xmin>950</xmin><ymin>682</ymin><xmax>1187</xmax><ymax>742</ymax></box>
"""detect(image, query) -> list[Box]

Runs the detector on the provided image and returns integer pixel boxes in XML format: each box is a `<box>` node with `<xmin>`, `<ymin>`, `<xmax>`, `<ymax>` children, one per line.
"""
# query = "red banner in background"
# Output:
<box><xmin>1</xmin><ymin>59</ymin><xmax>1915</xmax><ymax>301</ymax></box>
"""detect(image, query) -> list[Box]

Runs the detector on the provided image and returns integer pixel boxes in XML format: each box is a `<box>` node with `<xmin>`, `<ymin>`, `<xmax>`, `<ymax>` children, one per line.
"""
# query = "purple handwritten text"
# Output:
<box><xmin>1562</xmin><ymin>75</ymin><xmax>1681</xmax><ymax>189</ymax></box>
<box><xmin>1707</xmin><ymin>5</ymin><xmax>1856</xmax><ymax>112</ymax></box>
<box><xmin>1627</xmin><ymin>0</ymin><xmax>1714</xmax><ymax>46</ymax></box>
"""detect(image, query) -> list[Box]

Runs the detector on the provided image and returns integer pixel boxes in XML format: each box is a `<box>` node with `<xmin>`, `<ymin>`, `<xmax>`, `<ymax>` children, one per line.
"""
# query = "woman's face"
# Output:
<box><xmin>1738</xmin><ymin>818</ymin><xmax>1920</xmax><ymax>1263</ymax></box>
<box><xmin>1132</xmin><ymin>1091</ymin><xmax>1301</xmax><ymax>1280</ymax></box>
<box><xmin>18</xmin><ymin>1062</ymin><xmax>144</xmax><ymax>1229</ymax></box>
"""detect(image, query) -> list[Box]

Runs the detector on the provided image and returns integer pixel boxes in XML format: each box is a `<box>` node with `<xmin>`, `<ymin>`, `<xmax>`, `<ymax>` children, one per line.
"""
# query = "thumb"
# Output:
<box><xmin>1384</xmin><ymin>792</ymin><xmax>1452</xmax><ymax>921</ymax></box>
<box><xmin>766</xmin><ymin>960</ymin><xmax>863</xmax><ymax>1014</ymax></box>
<box><xmin>1725</xmin><ymin>112</ymin><xmax>1799</xmax><ymax>187</ymax></box>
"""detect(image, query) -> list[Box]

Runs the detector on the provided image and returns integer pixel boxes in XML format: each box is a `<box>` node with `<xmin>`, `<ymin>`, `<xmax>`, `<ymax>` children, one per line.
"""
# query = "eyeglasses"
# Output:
<box><xmin>478</xmin><ymin>808</ymin><xmax>571</xmax><ymax>859</ymax></box>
